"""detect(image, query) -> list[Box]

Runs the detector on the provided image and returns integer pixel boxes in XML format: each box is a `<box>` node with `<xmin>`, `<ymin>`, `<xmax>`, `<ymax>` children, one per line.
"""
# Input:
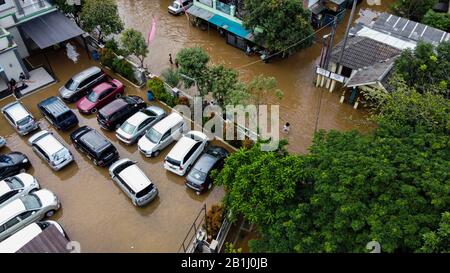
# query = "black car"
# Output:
<box><xmin>70</xmin><ymin>126</ymin><xmax>119</xmax><ymax>167</ymax></box>
<box><xmin>185</xmin><ymin>146</ymin><xmax>229</xmax><ymax>194</ymax></box>
<box><xmin>0</xmin><ymin>152</ymin><xmax>31</xmax><ymax>180</ymax></box>
<box><xmin>38</xmin><ymin>96</ymin><xmax>79</xmax><ymax>131</ymax></box>
<box><xmin>97</xmin><ymin>96</ymin><xmax>147</xmax><ymax>131</ymax></box>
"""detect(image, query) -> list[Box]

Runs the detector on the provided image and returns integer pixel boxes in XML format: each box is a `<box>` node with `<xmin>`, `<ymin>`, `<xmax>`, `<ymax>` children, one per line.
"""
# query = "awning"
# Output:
<box><xmin>20</xmin><ymin>11</ymin><xmax>84</xmax><ymax>49</ymax></box>
<box><xmin>186</xmin><ymin>6</ymin><xmax>214</xmax><ymax>21</ymax></box>
<box><xmin>208</xmin><ymin>15</ymin><xmax>253</xmax><ymax>41</ymax></box>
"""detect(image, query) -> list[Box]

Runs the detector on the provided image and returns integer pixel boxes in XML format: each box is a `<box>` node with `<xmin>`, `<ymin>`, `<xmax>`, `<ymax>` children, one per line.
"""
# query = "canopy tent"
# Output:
<box><xmin>20</xmin><ymin>11</ymin><xmax>84</xmax><ymax>49</ymax></box>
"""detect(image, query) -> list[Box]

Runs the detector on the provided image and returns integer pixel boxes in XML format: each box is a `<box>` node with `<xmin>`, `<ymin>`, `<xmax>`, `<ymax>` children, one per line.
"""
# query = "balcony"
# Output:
<box><xmin>14</xmin><ymin>0</ymin><xmax>56</xmax><ymax>22</ymax></box>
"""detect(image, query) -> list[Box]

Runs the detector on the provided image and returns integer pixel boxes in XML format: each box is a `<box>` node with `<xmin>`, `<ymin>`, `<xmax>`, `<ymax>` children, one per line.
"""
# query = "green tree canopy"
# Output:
<box><xmin>391</xmin><ymin>0</ymin><xmax>437</xmax><ymax>21</ymax></box>
<box><xmin>420</xmin><ymin>212</ymin><xmax>450</xmax><ymax>253</ymax></box>
<box><xmin>80</xmin><ymin>0</ymin><xmax>124</xmax><ymax>43</ymax></box>
<box><xmin>120</xmin><ymin>29</ymin><xmax>149</xmax><ymax>67</ymax></box>
<box><xmin>54</xmin><ymin>0</ymin><xmax>84</xmax><ymax>26</ymax></box>
<box><xmin>176</xmin><ymin>47</ymin><xmax>210</xmax><ymax>94</ymax></box>
<box><xmin>422</xmin><ymin>10</ymin><xmax>450</xmax><ymax>32</ymax></box>
<box><xmin>215</xmin><ymin>86</ymin><xmax>450</xmax><ymax>253</ymax></box>
<box><xmin>243</xmin><ymin>0</ymin><xmax>314</xmax><ymax>54</ymax></box>
<box><xmin>394</xmin><ymin>41</ymin><xmax>450</xmax><ymax>99</ymax></box>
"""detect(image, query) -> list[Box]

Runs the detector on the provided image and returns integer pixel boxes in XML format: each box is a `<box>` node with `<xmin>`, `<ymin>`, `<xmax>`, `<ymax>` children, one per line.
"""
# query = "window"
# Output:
<box><xmin>138</xmin><ymin>118</ymin><xmax>151</xmax><ymax>131</ymax></box>
<box><xmin>184</xmin><ymin>143</ymin><xmax>201</xmax><ymax>164</ymax></box>
<box><xmin>4</xmin><ymin>112</ymin><xmax>14</xmax><ymax>124</ymax></box>
<box><xmin>0</xmin><ymin>1</ymin><xmax>6</xmax><ymax>5</ymax></box>
<box><xmin>136</xmin><ymin>184</ymin><xmax>154</xmax><ymax>198</ymax></box>
<box><xmin>161</xmin><ymin>131</ymin><xmax>171</xmax><ymax>142</ymax></box>
<box><xmin>146</xmin><ymin>128</ymin><xmax>162</xmax><ymax>143</ymax></box>
<box><xmin>0</xmin><ymin>155</ymin><xmax>13</xmax><ymax>164</ymax></box>
<box><xmin>4</xmin><ymin>217</ymin><xmax>20</xmax><ymax>229</ymax></box>
<box><xmin>0</xmin><ymin>190</ymin><xmax>18</xmax><ymax>205</ymax></box>
<box><xmin>20</xmin><ymin>194</ymin><xmax>41</xmax><ymax>210</ymax></box>
<box><xmin>18</xmin><ymin>211</ymin><xmax>34</xmax><ymax>220</ymax></box>
<box><xmin>34</xmin><ymin>145</ymin><xmax>50</xmax><ymax>161</ymax></box>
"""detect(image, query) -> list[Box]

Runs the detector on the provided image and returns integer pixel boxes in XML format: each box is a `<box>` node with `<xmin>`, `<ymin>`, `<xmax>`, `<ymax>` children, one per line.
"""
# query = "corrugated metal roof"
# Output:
<box><xmin>346</xmin><ymin>58</ymin><xmax>396</xmax><ymax>88</ymax></box>
<box><xmin>17</xmin><ymin>225</ymin><xmax>70</xmax><ymax>253</ymax></box>
<box><xmin>186</xmin><ymin>5</ymin><xmax>214</xmax><ymax>21</ymax></box>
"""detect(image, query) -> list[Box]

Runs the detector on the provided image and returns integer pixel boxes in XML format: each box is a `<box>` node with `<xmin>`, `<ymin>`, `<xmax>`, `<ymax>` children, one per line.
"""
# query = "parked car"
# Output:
<box><xmin>168</xmin><ymin>0</ymin><xmax>193</xmax><ymax>15</ymax></box>
<box><xmin>0</xmin><ymin>189</ymin><xmax>60</xmax><ymax>241</ymax></box>
<box><xmin>185</xmin><ymin>146</ymin><xmax>229</xmax><ymax>194</ymax></box>
<box><xmin>70</xmin><ymin>126</ymin><xmax>119</xmax><ymax>167</ymax></box>
<box><xmin>0</xmin><ymin>174</ymin><xmax>39</xmax><ymax>208</ymax></box>
<box><xmin>164</xmin><ymin>131</ymin><xmax>209</xmax><ymax>176</ymax></box>
<box><xmin>116</xmin><ymin>106</ymin><xmax>166</xmax><ymax>145</ymax></box>
<box><xmin>59</xmin><ymin>66</ymin><xmax>107</xmax><ymax>102</ymax></box>
<box><xmin>0</xmin><ymin>137</ymin><xmax>5</xmax><ymax>149</ymax></box>
<box><xmin>1</xmin><ymin>101</ymin><xmax>39</xmax><ymax>136</ymax></box>
<box><xmin>97</xmin><ymin>96</ymin><xmax>147</xmax><ymax>131</ymax></box>
<box><xmin>0</xmin><ymin>152</ymin><xmax>31</xmax><ymax>181</ymax></box>
<box><xmin>77</xmin><ymin>79</ymin><xmax>125</xmax><ymax>114</ymax></box>
<box><xmin>138</xmin><ymin>112</ymin><xmax>185</xmax><ymax>157</ymax></box>
<box><xmin>109</xmin><ymin>159</ymin><xmax>159</xmax><ymax>207</ymax></box>
<box><xmin>0</xmin><ymin>220</ymin><xmax>67</xmax><ymax>253</ymax></box>
<box><xmin>28</xmin><ymin>131</ymin><xmax>74</xmax><ymax>171</ymax></box>
<box><xmin>38</xmin><ymin>96</ymin><xmax>78</xmax><ymax>131</ymax></box>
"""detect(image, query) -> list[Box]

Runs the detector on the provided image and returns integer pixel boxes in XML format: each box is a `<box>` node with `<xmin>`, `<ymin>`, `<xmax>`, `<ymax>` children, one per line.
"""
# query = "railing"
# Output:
<box><xmin>178</xmin><ymin>204</ymin><xmax>208</xmax><ymax>253</ymax></box>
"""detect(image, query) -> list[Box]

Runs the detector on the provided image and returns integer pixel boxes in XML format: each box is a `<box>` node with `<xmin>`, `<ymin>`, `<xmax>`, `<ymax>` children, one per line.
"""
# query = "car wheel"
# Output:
<box><xmin>19</xmin><ymin>168</ymin><xmax>26</xmax><ymax>174</ymax></box>
<box><xmin>196</xmin><ymin>191</ymin><xmax>201</xmax><ymax>196</ymax></box>
<box><xmin>46</xmin><ymin>210</ymin><xmax>56</xmax><ymax>218</ymax></box>
<box><xmin>116</xmin><ymin>93</ymin><xmax>122</xmax><ymax>99</ymax></box>
<box><xmin>91</xmin><ymin>108</ymin><xmax>98</xmax><ymax>114</ymax></box>
<box><xmin>208</xmin><ymin>183</ymin><xmax>213</xmax><ymax>190</ymax></box>
<box><xmin>153</xmin><ymin>150</ymin><xmax>160</xmax><ymax>157</ymax></box>
<box><xmin>93</xmin><ymin>159</ymin><xmax>99</xmax><ymax>166</ymax></box>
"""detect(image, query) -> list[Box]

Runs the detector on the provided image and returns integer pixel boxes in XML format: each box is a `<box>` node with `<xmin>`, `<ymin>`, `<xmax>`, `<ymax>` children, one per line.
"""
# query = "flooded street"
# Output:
<box><xmin>117</xmin><ymin>0</ymin><xmax>393</xmax><ymax>154</ymax></box>
<box><xmin>0</xmin><ymin>48</ymin><xmax>227</xmax><ymax>252</ymax></box>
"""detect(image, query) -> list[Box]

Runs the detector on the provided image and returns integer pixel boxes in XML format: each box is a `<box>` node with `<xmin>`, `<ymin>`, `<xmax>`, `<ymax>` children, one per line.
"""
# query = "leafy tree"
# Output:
<box><xmin>80</xmin><ymin>0</ymin><xmax>124</xmax><ymax>43</ymax></box>
<box><xmin>391</xmin><ymin>0</ymin><xmax>437</xmax><ymax>21</ymax></box>
<box><xmin>243</xmin><ymin>0</ymin><xmax>314</xmax><ymax>54</ymax></box>
<box><xmin>224</xmin><ymin>242</ymin><xmax>243</xmax><ymax>253</ymax></box>
<box><xmin>245</xmin><ymin>75</ymin><xmax>283</xmax><ymax>106</ymax></box>
<box><xmin>176</xmin><ymin>47</ymin><xmax>210</xmax><ymax>94</ymax></box>
<box><xmin>422</xmin><ymin>10</ymin><xmax>450</xmax><ymax>32</ymax></box>
<box><xmin>420</xmin><ymin>212</ymin><xmax>450</xmax><ymax>253</ymax></box>
<box><xmin>207</xmin><ymin>65</ymin><xmax>248</xmax><ymax>107</ymax></box>
<box><xmin>54</xmin><ymin>0</ymin><xmax>84</xmax><ymax>26</ymax></box>
<box><xmin>394</xmin><ymin>41</ymin><xmax>450</xmax><ymax>98</ymax></box>
<box><xmin>161</xmin><ymin>68</ymin><xmax>180</xmax><ymax>87</ymax></box>
<box><xmin>216</xmin><ymin>87</ymin><xmax>450</xmax><ymax>253</ymax></box>
<box><xmin>120</xmin><ymin>29</ymin><xmax>149</xmax><ymax>68</ymax></box>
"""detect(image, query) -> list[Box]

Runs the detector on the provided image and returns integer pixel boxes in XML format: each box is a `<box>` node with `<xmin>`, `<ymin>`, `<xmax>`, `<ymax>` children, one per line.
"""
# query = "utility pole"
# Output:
<box><xmin>338</xmin><ymin>0</ymin><xmax>358</xmax><ymax>64</ymax></box>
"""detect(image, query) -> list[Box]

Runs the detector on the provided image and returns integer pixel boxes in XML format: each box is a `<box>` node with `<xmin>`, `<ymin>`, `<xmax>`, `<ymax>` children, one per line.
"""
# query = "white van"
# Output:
<box><xmin>168</xmin><ymin>0</ymin><xmax>193</xmax><ymax>15</ymax></box>
<box><xmin>0</xmin><ymin>221</ymin><xmax>66</xmax><ymax>253</ymax></box>
<box><xmin>137</xmin><ymin>113</ymin><xmax>185</xmax><ymax>157</ymax></box>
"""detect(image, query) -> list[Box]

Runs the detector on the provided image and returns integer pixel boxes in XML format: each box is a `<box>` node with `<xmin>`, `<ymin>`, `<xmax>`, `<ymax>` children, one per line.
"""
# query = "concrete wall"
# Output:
<box><xmin>0</xmin><ymin>48</ymin><xmax>25</xmax><ymax>80</ymax></box>
<box><xmin>7</xmin><ymin>26</ymin><xmax>28</xmax><ymax>58</ymax></box>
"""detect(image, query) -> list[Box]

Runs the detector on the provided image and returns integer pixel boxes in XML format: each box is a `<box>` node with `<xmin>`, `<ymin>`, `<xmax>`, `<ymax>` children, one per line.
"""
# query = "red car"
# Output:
<box><xmin>77</xmin><ymin>79</ymin><xmax>125</xmax><ymax>114</ymax></box>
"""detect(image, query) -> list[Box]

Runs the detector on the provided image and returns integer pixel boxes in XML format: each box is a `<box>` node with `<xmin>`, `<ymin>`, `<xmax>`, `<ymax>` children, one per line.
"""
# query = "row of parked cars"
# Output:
<box><xmin>0</xmin><ymin>173</ymin><xmax>61</xmax><ymax>246</ymax></box>
<box><xmin>0</xmin><ymin>66</ymin><xmax>230</xmax><ymax>210</ymax></box>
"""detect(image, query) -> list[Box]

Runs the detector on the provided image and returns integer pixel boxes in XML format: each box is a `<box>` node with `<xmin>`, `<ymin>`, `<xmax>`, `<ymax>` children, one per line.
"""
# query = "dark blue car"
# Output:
<box><xmin>38</xmin><ymin>96</ymin><xmax>79</xmax><ymax>131</ymax></box>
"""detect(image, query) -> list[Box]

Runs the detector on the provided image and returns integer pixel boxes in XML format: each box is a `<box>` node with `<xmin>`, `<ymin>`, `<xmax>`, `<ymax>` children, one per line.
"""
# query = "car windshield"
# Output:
<box><xmin>120</xmin><ymin>122</ymin><xmax>136</xmax><ymax>134</ymax></box>
<box><xmin>189</xmin><ymin>168</ymin><xmax>207</xmax><ymax>182</ymax></box>
<box><xmin>53</xmin><ymin>149</ymin><xmax>67</xmax><ymax>162</ymax></box>
<box><xmin>56</xmin><ymin>112</ymin><xmax>73</xmax><ymax>123</ymax></box>
<box><xmin>166</xmin><ymin>157</ymin><xmax>181</xmax><ymax>167</ymax></box>
<box><xmin>6</xmin><ymin>177</ymin><xmax>24</xmax><ymax>190</ymax></box>
<box><xmin>87</xmin><ymin>91</ymin><xmax>100</xmax><ymax>102</ymax></box>
<box><xmin>20</xmin><ymin>194</ymin><xmax>41</xmax><ymax>210</ymax></box>
<box><xmin>64</xmin><ymin>79</ymin><xmax>78</xmax><ymax>91</ymax></box>
<box><xmin>146</xmin><ymin>128</ymin><xmax>162</xmax><ymax>143</ymax></box>
<box><xmin>172</xmin><ymin>2</ymin><xmax>180</xmax><ymax>8</ymax></box>
<box><xmin>17</xmin><ymin>116</ymin><xmax>32</xmax><ymax>126</ymax></box>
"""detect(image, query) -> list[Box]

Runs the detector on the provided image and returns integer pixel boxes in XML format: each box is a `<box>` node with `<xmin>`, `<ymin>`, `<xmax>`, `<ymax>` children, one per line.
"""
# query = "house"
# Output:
<box><xmin>316</xmin><ymin>12</ymin><xmax>450</xmax><ymax>109</ymax></box>
<box><xmin>0</xmin><ymin>0</ymin><xmax>84</xmax><ymax>98</ymax></box>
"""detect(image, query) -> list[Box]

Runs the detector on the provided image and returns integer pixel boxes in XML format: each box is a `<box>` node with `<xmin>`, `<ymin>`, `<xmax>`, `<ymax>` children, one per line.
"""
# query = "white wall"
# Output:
<box><xmin>7</xmin><ymin>26</ymin><xmax>29</xmax><ymax>58</ymax></box>
<box><xmin>0</xmin><ymin>49</ymin><xmax>25</xmax><ymax>80</ymax></box>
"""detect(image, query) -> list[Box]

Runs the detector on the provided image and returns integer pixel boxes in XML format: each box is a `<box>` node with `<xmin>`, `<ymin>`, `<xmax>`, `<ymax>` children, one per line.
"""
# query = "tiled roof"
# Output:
<box><xmin>330</xmin><ymin>36</ymin><xmax>402</xmax><ymax>70</ymax></box>
<box><xmin>346</xmin><ymin>58</ymin><xmax>396</xmax><ymax>88</ymax></box>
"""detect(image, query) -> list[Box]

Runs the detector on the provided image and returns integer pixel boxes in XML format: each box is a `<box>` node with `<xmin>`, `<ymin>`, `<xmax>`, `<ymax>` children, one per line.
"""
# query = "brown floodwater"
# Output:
<box><xmin>116</xmin><ymin>0</ymin><xmax>394</xmax><ymax>154</ymax></box>
<box><xmin>0</xmin><ymin>48</ymin><xmax>228</xmax><ymax>252</ymax></box>
<box><xmin>0</xmin><ymin>1</ymin><xmax>394</xmax><ymax>253</ymax></box>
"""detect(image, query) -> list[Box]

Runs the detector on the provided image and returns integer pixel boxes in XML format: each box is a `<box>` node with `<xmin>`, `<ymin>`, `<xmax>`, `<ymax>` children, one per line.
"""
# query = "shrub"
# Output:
<box><xmin>205</xmin><ymin>204</ymin><xmax>225</xmax><ymax>240</ymax></box>
<box><xmin>112</xmin><ymin>58</ymin><xmax>136</xmax><ymax>84</ymax></box>
<box><xmin>177</xmin><ymin>96</ymin><xmax>190</xmax><ymax>107</ymax></box>
<box><xmin>99</xmin><ymin>47</ymin><xmax>116</xmax><ymax>68</ymax></box>
<box><xmin>422</xmin><ymin>10</ymin><xmax>450</xmax><ymax>32</ymax></box>
<box><xmin>161</xmin><ymin>68</ymin><xmax>180</xmax><ymax>87</ymax></box>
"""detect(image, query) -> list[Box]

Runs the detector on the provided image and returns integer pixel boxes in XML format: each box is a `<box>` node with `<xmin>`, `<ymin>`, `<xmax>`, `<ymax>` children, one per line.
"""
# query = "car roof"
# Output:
<box><xmin>119</xmin><ymin>164</ymin><xmax>152</xmax><ymax>193</ymax></box>
<box><xmin>193</xmin><ymin>153</ymin><xmax>218</xmax><ymax>173</ymax></box>
<box><xmin>34</xmin><ymin>133</ymin><xmax>66</xmax><ymax>156</ymax></box>
<box><xmin>99</xmin><ymin>99</ymin><xmax>128</xmax><ymax>116</ymax></box>
<box><xmin>126</xmin><ymin>111</ymin><xmax>149</xmax><ymax>126</ymax></box>
<box><xmin>92</xmin><ymin>82</ymin><xmax>114</xmax><ymax>93</ymax></box>
<box><xmin>153</xmin><ymin>113</ymin><xmax>183</xmax><ymax>134</ymax></box>
<box><xmin>39</xmin><ymin>97</ymin><xmax>70</xmax><ymax>117</ymax></box>
<box><xmin>80</xmin><ymin>130</ymin><xmax>110</xmax><ymax>151</ymax></box>
<box><xmin>167</xmin><ymin>136</ymin><xmax>197</xmax><ymax>161</ymax></box>
<box><xmin>3</xmin><ymin>102</ymin><xmax>31</xmax><ymax>121</ymax></box>
<box><xmin>0</xmin><ymin>223</ymin><xmax>42</xmax><ymax>253</ymax></box>
<box><xmin>72</xmin><ymin>66</ymin><xmax>102</xmax><ymax>82</ymax></box>
<box><xmin>0</xmin><ymin>199</ymin><xmax>26</xmax><ymax>224</ymax></box>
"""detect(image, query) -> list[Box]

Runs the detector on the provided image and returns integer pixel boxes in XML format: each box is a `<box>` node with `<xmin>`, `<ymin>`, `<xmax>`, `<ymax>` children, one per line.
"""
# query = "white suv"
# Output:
<box><xmin>28</xmin><ymin>130</ymin><xmax>74</xmax><ymax>171</ymax></box>
<box><xmin>164</xmin><ymin>131</ymin><xmax>209</xmax><ymax>176</ymax></box>
<box><xmin>109</xmin><ymin>159</ymin><xmax>158</xmax><ymax>207</ymax></box>
<box><xmin>0</xmin><ymin>174</ymin><xmax>39</xmax><ymax>208</ymax></box>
